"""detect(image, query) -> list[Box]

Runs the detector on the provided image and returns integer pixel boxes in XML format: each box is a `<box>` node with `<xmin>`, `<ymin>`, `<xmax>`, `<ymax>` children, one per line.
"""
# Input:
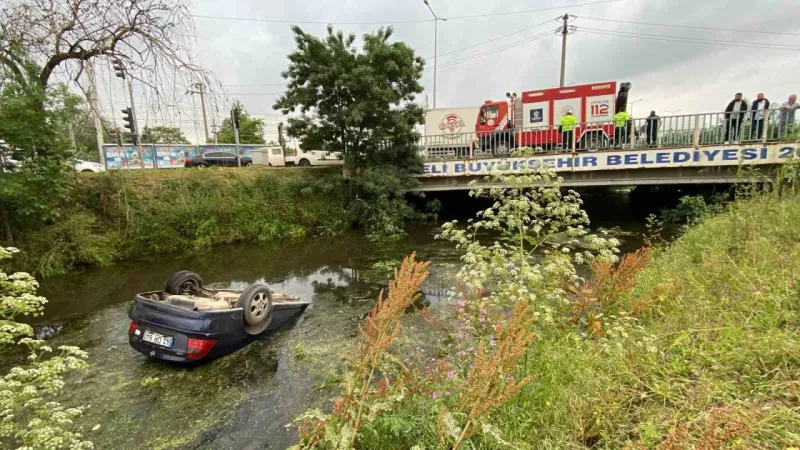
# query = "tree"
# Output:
<box><xmin>0</xmin><ymin>0</ymin><xmax>214</xmax><ymax>111</ymax></box>
<box><xmin>273</xmin><ymin>25</ymin><xmax>425</xmax><ymax>170</ymax></box>
<box><xmin>141</xmin><ymin>126</ymin><xmax>190</xmax><ymax>144</ymax></box>
<box><xmin>0</xmin><ymin>49</ymin><xmax>75</xmax><ymax>245</ymax></box>
<box><xmin>216</xmin><ymin>100</ymin><xmax>265</xmax><ymax>144</ymax></box>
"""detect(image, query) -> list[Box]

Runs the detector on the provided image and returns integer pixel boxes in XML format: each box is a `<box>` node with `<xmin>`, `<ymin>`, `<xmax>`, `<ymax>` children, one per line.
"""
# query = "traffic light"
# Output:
<box><xmin>121</xmin><ymin>107</ymin><xmax>136</xmax><ymax>134</ymax></box>
<box><xmin>112</xmin><ymin>59</ymin><xmax>126</xmax><ymax>80</ymax></box>
<box><xmin>232</xmin><ymin>108</ymin><xmax>240</xmax><ymax>130</ymax></box>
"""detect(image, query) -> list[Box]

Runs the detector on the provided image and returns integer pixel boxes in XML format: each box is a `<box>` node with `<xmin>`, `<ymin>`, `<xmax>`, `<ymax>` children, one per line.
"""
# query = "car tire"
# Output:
<box><xmin>298</xmin><ymin>159</ymin><xmax>311</xmax><ymax>167</ymax></box>
<box><xmin>81</xmin><ymin>169</ymin><xmax>94</xmax><ymax>173</ymax></box>
<box><xmin>245</xmin><ymin>162</ymin><xmax>253</xmax><ymax>167</ymax></box>
<box><xmin>238</xmin><ymin>283</ymin><xmax>273</xmax><ymax>335</ymax></box>
<box><xmin>196</xmin><ymin>163</ymin><xmax>208</xmax><ymax>169</ymax></box>
<box><xmin>165</xmin><ymin>271</ymin><xmax>204</xmax><ymax>295</ymax></box>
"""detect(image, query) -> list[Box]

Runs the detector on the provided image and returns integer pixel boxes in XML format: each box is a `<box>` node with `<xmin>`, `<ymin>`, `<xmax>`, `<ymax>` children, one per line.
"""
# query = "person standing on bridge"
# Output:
<box><xmin>560</xmin><ymin>111</ymin><xmax>577</xmax><ymax>152</ymax></box>
<box><xmin>779</xmin><ymin>94</ymin><xmax>800</xmax><ymax>138</ymax></box>
<box><xmin>724</xmin><ymin>93</ymin><xmax>748</xmax><ymax>143</ymax></box>
<box><xmin>749</xmin><ymin>93</ymin><xmax>770</xmax><ymax>141</ymax></box>
<box><xmin>614</xmin><ymin>108</ymin><xmax>630</xmax><ymax>148</ymax></box>
<box><xmin>645</xmin><ymin>111</ymin><xmax>660</xmax><ymax>147</ymax></box>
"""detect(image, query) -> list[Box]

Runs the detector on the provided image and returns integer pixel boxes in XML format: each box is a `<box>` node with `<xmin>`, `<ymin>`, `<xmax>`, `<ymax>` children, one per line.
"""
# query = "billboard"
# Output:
<box><xmin>103</xmin><ymin>144</ymin><xmax>267</xmax><ymax>169</ymax></box>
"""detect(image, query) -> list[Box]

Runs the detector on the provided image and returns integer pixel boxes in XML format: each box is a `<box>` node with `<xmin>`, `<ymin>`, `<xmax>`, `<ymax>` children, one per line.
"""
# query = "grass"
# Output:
<box><xmin>12</xmin><ymin>167</ymin><xmax>354</xmax><ymax>276</ymax></box>
<box><xmin>489</xmin><ymin>190</ymin><xmax>800</xmax><ymax>449</ymax></box>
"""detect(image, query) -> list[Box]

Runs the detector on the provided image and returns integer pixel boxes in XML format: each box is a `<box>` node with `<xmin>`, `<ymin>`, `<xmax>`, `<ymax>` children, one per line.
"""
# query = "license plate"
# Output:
<box><xmin>142</xmin><ymin>330</ymin><xmax>174</xmax><ymax>348</ymax></box>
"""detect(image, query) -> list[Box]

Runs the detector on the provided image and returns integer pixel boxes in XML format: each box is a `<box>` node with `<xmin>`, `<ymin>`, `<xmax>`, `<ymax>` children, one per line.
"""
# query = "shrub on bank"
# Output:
<box><xmin>13</xmin><ymin>168</ymin><xmax>355</xmax><ymax>276</ymax></box>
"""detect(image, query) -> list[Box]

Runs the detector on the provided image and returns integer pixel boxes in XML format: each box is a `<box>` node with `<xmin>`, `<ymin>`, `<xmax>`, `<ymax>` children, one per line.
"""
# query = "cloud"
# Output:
<box><xmin>121</xmin><ymin>0</ymin><xmax>799</xmax><ymax>143</ymax></box>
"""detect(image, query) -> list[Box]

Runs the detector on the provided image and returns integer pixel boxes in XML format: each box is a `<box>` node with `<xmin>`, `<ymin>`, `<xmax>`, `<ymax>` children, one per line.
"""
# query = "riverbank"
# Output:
<box><xmin>12</xmin><ymin>167</ymin><xmax>354</xmax><ymax>277</ymax></box>
<box><xmin>501</xmin><ymin>190</ymin><xmax>800</xmax><ymax>448</ymax></box>
<box><xmin>313</xmin><ymin>188</ymin><xmax>800</xmax><ymax>449</ymax></box>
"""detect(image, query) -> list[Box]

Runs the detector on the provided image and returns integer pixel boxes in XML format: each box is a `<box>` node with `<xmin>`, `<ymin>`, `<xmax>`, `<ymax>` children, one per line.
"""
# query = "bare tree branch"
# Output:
<box><xmin>0</xmin><ymin>0</ymin><xmax>217</xmax><ymax>108</ymax></box>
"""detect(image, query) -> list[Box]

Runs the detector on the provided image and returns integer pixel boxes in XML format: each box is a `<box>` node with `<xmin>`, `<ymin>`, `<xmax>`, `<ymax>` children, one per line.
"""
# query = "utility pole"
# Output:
<box><xmin>113</xmin><ymin>59</ymin><xmax>144</xmax><ymax>168</ymax></box>
<box><xmin>85</xmin><ymin>63</ymin><xmax>106</xmax><ymax>165</ymax></box>
<box><xmin>559</xmin><ymin>13</ymin><xmax>570</xmax><ymax>87</ymax></box>
<box><xmin>211</xmin><ymin>121</ymin><xmax>219</xmax><ymax>146</ymax></box>
<box><xmin>232</xmin><ymin>108</ymin><xmax>241</xmax><ymax>167</ymax></box>
<box><xmin>190</xmin><ymin>82</ymin><xmax>210</xmax><ymax>142</ymax></box>
<box><xmin>423</xmin><ymin>0</ymin><xmax>446</xmax><ymax>108</ymax></box>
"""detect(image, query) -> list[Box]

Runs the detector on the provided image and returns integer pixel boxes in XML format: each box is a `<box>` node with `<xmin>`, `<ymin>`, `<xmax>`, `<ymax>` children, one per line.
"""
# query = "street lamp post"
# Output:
<box><xmin>628</xmin><ymin>97</ymin><xmax>643</xmax><ymax>117</ymax></box>
<box><xmin>423</xmin><ymin>0</ymin><xmax>446</xmax><ymax>108</ymax></box>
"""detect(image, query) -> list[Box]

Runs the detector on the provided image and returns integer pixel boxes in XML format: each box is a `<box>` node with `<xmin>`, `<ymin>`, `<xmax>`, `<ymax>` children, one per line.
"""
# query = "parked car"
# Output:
<box><xmin>250</xmin><ymin>146</ymin><xmax>343</xmax><ymax>167</ymax></box>
<box><xmin>184</xmin><ymin>151</ymin><xmax>252</xmax><ymax>168</ymax></box>
<box><xmin>128</xmin><ymin>271</ymin><xmax>310</xmax><ymax>363</ymax></box>
<box><xmin>74</xmin><ymin>159</ymin><xmax>106</xmax><ymax>172</ymax></box>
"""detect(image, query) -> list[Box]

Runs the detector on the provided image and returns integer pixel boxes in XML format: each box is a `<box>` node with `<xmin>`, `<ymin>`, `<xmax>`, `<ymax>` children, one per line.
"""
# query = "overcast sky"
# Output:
<box><xmin>101</xmin><ymin>0</ymin><xmax>800</xmax><ymax>144</ymax></box>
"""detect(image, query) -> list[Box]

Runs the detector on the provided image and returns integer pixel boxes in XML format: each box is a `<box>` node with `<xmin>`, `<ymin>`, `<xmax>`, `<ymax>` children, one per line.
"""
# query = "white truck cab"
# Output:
<box><xmin>260</xmin><ymin>147</ymin><xmax>343</xmax><ymax>167</ymax></box>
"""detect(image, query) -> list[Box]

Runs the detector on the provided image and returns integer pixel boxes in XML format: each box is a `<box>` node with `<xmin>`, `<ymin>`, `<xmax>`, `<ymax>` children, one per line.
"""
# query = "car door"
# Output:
<box><xmin>201</xmin><ymin>152</ymin><xmax>221</xmax><ymax>166</ymax></box>
<box><xmin>219</xmin><ymin>152</ymin><xmax>238</xmax><ymax>166</ymax></box>
<box><xmin>268</xmin><ymin>147</ymin><xmax>286</xmax><ymax>166</ymax></box>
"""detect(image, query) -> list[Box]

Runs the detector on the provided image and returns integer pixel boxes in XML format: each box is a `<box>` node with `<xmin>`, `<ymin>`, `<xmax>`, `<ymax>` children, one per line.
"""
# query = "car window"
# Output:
<box><xmin>203</xmin><ymin>152</ymin><xmax>221</xmax><ymax>158</ymax></box>
<box><xmin>271</xmin><ymin>148</ymin><xmax>282</xmax><ymax>155</ymax></box>
<box><xmin>218</xmin><ymin>152</ymin><xmax>236</xmax><ymax>158</ymax></box>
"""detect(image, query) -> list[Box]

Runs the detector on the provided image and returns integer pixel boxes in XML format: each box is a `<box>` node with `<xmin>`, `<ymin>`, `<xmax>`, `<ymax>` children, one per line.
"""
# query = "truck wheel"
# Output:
<box><xmin>165</xmin><ymin>271</ymin><xmax>204</xmax><ymax>295</ymax></box>
<box><xmin>583</xmin><ymin>134</ymin><xmax>608</xmax><ymax>152</ymax></box>
<box><xmin>238</xmin><ymin>284</ymin><xmax>273</xmax><ymax>335</ymax></box>
<box><xmin>298</xmin><ymin>159</ymin><xmax>311</xmax><ymax>167</ymax></box>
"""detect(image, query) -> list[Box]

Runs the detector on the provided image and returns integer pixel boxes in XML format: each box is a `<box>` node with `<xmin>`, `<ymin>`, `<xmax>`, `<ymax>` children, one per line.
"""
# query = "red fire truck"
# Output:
<box><xmin>468</xmin><ymin>81</ymin><xmax>631</xmax><ymax>153</ymax></box>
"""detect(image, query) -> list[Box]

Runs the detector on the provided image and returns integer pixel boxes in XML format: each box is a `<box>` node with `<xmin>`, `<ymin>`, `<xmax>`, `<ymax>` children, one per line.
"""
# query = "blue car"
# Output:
<box><xmin>128</xmin><ymin>271</ymin><xmax>310</xmax><ymax>363</ymax></box>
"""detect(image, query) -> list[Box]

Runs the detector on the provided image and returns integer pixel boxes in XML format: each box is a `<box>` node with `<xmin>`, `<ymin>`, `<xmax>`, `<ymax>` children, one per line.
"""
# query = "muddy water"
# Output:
<box><xmin>25</xmin><ymin>191</ymin><xmax>654</xmax><ymax>449</ymax></box>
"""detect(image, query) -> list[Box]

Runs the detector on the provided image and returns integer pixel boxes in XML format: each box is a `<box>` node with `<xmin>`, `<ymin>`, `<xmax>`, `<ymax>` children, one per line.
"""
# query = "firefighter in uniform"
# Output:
<box><xmin>614</xmin><ymin>109</ymin><xmax>631</xmax><ymax>148</ymax></box>
<box><xmin>560</xmin><ymin>111</ymin><xmax>577</xmax><ymax>151</ymax></box>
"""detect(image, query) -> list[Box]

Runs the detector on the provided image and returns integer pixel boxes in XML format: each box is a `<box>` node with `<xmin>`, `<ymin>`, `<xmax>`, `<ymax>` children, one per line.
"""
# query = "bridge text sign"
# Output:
<box><xmin>421</xmin><ymin>144</ymin><xmax>800</xmax><ymax>177</ymax></box>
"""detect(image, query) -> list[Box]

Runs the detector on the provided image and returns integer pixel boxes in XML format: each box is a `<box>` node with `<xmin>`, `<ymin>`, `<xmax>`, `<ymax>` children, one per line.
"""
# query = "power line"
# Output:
<box><xmin>190</xmin><ymin>0</ymin><xmax>620</xmax><ymax>26</ymax></box>
<box><xmin>430</xmin><ymin>30</ymin><xmax>555</xmax><ymax>71</ymax></box>
<box><xmin>427</xmin><ymin>19</ymin><xmax>557</xmax><ymax>60</ymax></box>
<box><xmin>222</xmin><ymin>82</ymin><xmax>287</xmax><ymax>87</ymax></box>
<box><xmin>578</xmin><ymin>27</ymin><xmax>800</xmax><ymax>50</ymax></box>
<box><xmin>192</xmin><ymin>14</ymin><xmax>432</xmax><ymax>25</ymax></box>
<box><xmin>445</xmin><ymin>0</ymin><xmax>620</xmax><ymax>20</ymax></box>
<box><xmin>578</xmin><ymin>16</ymin><xmax>800</xmax><ymax>37</ymax></box>
<box><xmin>224</xmin><ymin>92</ymin><xmax>284</xmax><ymax>96</ymax></box>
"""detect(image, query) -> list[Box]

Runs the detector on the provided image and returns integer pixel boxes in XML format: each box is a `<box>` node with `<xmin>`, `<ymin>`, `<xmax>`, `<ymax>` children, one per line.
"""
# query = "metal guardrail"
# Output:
<box><xmin>420</xmin><ymin>109</ymin><xmax>800</xmax><ymax>161</ymax></box>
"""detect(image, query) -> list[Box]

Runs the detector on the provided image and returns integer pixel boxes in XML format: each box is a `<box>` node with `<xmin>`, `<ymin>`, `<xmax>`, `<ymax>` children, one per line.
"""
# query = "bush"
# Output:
<box><xmin>0</xmin><ymin>247</ymin><xmax>91</xmax><ymax>449</ymax></box>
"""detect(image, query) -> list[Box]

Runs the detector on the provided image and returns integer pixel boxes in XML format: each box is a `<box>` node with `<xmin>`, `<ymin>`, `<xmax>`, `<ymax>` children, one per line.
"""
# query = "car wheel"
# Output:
<box><xmin>196</xmin><ymin>163</ymin><xmax>208</xmax><ymax>169</ymax></box>
<box><xmin>298</xmin><ymin>159</ymin><xmax>311</xmax><ymax>167</ymax></box>
<box><xmin>165</xmin><ymin>271</ymin><xmax>204</xmax><ymax>295</ymax></box>
<box><xmin>245</xmin><ymin>162</ymin><xmax>253</xmax><ymax>167</ymax></box>
<box><xmin>238</xmin><ymin>284</ymin><xmax>273</xmax><ymax>335</ymax></box>
<box><xmin>81</xmin><ymin>169</ymin><xmax>94</xmax><ymax>173</ymax></box>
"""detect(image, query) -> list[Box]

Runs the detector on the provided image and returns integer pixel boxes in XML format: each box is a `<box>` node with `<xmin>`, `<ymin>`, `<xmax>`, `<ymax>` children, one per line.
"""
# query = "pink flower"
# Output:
<box><xmin>432</xmin><ymin>392</ymin><xmax>438</xmax><ymax>400</ymax></box>
<box><xmin>447</xmin><ymin>370</ymin><xmax>455</xmax><ymax>380</ymax></box>
<box><xmin>444</xmin><ymin>391</ymin><xmax>451</xmax><ymax>396</ymax></box>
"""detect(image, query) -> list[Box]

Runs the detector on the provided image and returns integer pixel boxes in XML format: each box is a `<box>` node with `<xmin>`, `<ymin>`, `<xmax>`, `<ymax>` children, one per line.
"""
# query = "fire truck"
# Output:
<box><xmin>425</xmin><ymin>81</ymin><xmax>631</xmax><ymax>155</ymax></box>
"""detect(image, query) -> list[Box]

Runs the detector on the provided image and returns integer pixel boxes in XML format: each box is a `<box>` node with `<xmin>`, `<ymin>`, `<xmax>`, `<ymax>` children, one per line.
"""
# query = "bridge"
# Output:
<box><xmin>416</xmin><ymin>111</ymin><xmax>800</xmax><ymax>191</ymax></box>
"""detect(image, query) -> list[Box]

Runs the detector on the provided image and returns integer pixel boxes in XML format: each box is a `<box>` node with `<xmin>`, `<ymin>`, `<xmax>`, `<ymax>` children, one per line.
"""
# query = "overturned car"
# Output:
<box><xmin>128</xmin><ymin>271</ymin><xmax>310</xmax><ymax>363</ymax></box>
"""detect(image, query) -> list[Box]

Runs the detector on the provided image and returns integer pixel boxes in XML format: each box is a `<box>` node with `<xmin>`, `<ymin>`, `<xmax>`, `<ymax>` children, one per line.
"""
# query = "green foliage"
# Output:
<box><xmin>274</xmin><ymin>25</ymin><xmax>424</xmax><ymax>170</ymax></box>
<box><xmin>0</xmin><ymin>247</ymin><xmax>91</xmax><ymax>449</ymax></box>
<box><xmin>140</xmin><ymin>377</ymin><xmax>160</xmax><ymax>388</ymax></box>
<box><xmin>0</xmin><ymin>50</ymin><xmax>77</xmax><ymax>244</ymax></box>
<box><xmin>216</xmin><ymin>100</ymin><xmax>265</xmax><ymax>144</ymax></box>
<box><xmin>14</xmin><ymin>211</ymin><xmax>117</xmax><ymax>278</ymax></box>
<box><xmin>140</xmin><ymin>126</ymin><xmax>190</xmax><ymax>144</ymax></box>
<box><xmin>293</xmin><ymin>344</ymin><xmax>309</xmax><ymax>360</ymax></box>
<box><xmin>12</xmin><ymin>168</ymin><xmax>355</xmax><ymax>276</ymax></box>
<box><xmin>660</xmin><ymin>192</ymin><xmax>729</xmax><ymax>226</ymax></box>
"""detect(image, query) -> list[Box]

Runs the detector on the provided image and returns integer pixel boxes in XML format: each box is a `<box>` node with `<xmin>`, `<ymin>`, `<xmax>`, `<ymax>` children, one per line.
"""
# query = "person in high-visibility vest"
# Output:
<box><xmin>614</xmin><ymin>109</ymin><xmax>631</xmax><ymax>148</ymax></box>
<box><xmin>560</xmin><ymin>111</ymin><xmax>577</xmax><ymax>151</ymax></box>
